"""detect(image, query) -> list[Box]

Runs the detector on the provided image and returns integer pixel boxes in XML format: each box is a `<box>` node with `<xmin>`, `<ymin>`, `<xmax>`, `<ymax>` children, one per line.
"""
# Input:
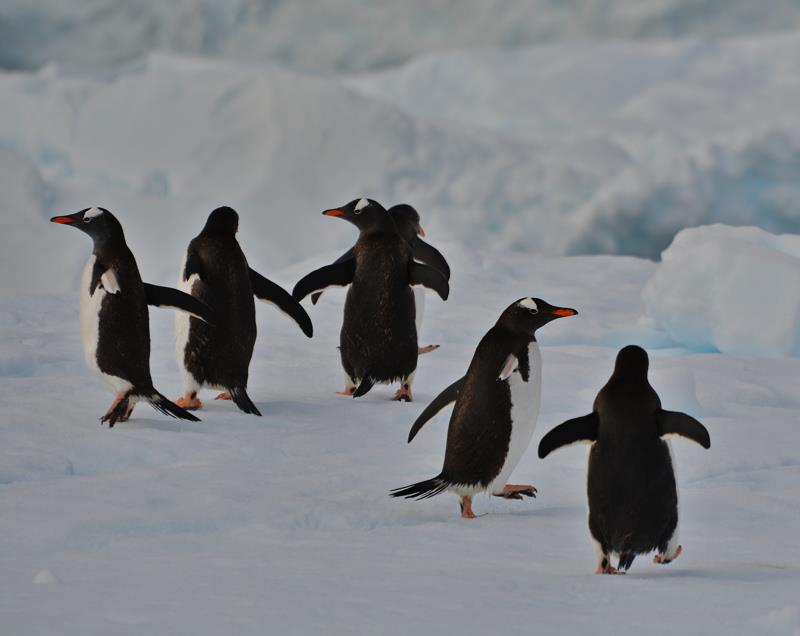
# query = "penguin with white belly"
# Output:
<box><xmin>391</xmin><ymin>297</ymin><xmax>577</xmax><ymax>517</ymax></box>
<box><xmin>538</xmin><ymin>345</ymin><xmax>711</xmax><ymax>574</ymax></box>
<box><xmin>310</xmin><ymin>203</ymin><xmax>450</xmax><ymax>354</ymax></box>
<box><xmin>50</xmin><ymin>207</ymin><xmax>213</xmax><ymax>427</ymax></box>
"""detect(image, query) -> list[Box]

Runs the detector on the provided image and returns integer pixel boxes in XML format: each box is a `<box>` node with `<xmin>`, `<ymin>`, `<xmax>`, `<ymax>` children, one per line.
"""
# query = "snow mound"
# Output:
<box><xmin>643</xmin><ymin>225</ymin><xmax>800</xmax><ymax>357</ymax></box>
<box><xmin>5</xmin><ymin>33</ymin><xmax>800</xmax><ymax>293</ymax></box>
<box><xmin>4</xmin><ymin>0</ymin><xmax>800</xmax><ymax>74</ymax></box>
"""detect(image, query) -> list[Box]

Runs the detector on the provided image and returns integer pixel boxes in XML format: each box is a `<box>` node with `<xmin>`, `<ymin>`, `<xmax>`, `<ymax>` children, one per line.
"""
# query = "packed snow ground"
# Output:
<box><xmin>1</xmin><ymin>244</ymin><xmax>799</xmax><ymax>635</ymax></box>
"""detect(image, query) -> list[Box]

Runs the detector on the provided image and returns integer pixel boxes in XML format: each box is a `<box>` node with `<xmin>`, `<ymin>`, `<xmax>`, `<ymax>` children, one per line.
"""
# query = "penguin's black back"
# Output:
<box><xmin>183</xmin><ymin>233</ymin><xmax>256</xmax><ymax>387</ymax></box>
<box><xmin>440</xmin><ymin>326</ymin><xmax>529</xmax><ymax>487</ymax></box>
<box><xmin>587</xmin><ymin>353</ymin><xmax>679</xmax><ymax>556</ymax></box>
<box><xmin>94</xmin><ymin>244</ymin><xmax>154</xmax><ymax>389</ymax></box>
<box><xmin>340</xmin><ymin>231</ymin><xmax>418</xmax><ymax>383</ymax></box>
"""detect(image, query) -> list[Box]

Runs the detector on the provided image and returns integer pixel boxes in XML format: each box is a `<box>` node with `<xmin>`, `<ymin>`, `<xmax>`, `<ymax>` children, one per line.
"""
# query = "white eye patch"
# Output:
<box><xmin>83</xmin><ymin>207</ymin><xmax>103</xmax><ymax>221</ymax></box>
<box><xmin>519</xmin><ymin>297</ymin><xmax>538</xmax><ymax>312</ymax></box>
<box><xmin>355</xmin><ymin>198</ymin><xmax>370</xmax><ymax>212</ymax></box>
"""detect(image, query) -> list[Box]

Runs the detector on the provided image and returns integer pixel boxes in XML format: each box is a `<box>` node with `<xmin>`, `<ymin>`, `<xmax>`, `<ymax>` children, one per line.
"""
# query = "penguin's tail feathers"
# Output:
<box><xmin>618</xmin><ymin>552</ymin><xmax>636</xmax><ymax>572</ymax></box>
<box><xmin>352</xmin><ymin>375</ymin><xmax>376</xmax><ymax>398</ymax></box>
<box><xmin>390</xmin><ymin>475</ymin><xmax>450</xmax><ymax>500</ymax></box>
<box><xmin>229</xmin><ymin>387</ymin><xmax>262</xmax><ymax>416</ymax></box>
<box><xmin>144</xmin><ymin>390</ymin><xmax>201</xmax><ymax>422</ymax></box>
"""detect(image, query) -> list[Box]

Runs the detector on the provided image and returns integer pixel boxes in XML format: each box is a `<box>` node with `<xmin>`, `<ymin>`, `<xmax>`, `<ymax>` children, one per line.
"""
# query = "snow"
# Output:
<box><xmin>2</xmin><ymin>246</ymin><xmax>800</xmax><ymax>634</ymax></box>
<box><xmin>2</xmin><ymin>3</ymin><xmax>800</xmax><ymax>633</ymax></box>
<box><xmin>644</xmin><ymin>225</ymin><xmax>800</xmax><ymax>357</ymax></box>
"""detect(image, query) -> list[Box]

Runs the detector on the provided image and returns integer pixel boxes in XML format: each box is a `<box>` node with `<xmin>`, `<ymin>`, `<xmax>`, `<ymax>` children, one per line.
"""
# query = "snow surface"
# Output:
<box><xmin>5</xmin><ymin>31</ymin><xmax>800</xmax><ymax>296</ymax></box>
<box><xmin>2</xmin><ymin>3</ymin><xmax>800</xmax><ymax>633</ymax></box>
<box><xmin>644</xmin><ymin>225</ymin><xmax>800</xmax><ymax>357</ymax></box>
<box><xmin>1</xmin><ymin>247</ymin><xmax>799</xmax><ymax>635</ymax></box>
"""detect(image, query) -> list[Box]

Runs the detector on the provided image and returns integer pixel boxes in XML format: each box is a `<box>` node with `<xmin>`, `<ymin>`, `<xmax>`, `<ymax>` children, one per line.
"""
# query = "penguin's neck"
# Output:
<box><xmin>92</xmin><ymin>235</ymin><xmax>128</xmax><ymax>262</ymax></box>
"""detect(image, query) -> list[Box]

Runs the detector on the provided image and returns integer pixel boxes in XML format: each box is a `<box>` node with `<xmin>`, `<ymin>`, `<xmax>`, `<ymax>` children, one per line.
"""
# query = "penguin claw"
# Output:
<box><xmin>418</xmin><ymin>344</ymin><xmax>440</xmax><ymax>355</ymax></box>
<box><xmin>392</xmin><ymin>386</ymin><xmax>414</xmax><ymax>402</ymax></box>
<box><xmin>214</xmin><ymin>391</ymin><xmax>232</xmax><ymax>401</ymax></box>
<box><xmin>336</xmin><ymin>388</ymin><xmax>355</xmax><ymax>396</ymax></box>
<box><xmin>495</xmin><ymin>484</ymin><xmax>537</xmax><ymax>499</ymax></box>
<box><xmin>176</xmin><ymin>394</ymin><xmax>203</xmax><ymax>410</ymax></box>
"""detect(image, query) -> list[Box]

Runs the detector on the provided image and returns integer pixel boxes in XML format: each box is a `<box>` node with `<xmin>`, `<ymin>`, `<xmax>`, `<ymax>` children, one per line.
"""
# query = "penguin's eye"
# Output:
<box><xmin>528</xmin><ymin>308</ymin><xmax>538</xmax><ymax>315</ymax></box>
<box><xmin>354</xmin><ymin>198</ymin><xmax>369</xmax><ymax>215</ymax></box>
<box><xmin>83</xmin><ymin>216</ymin><xmax>91</xmax><ymax>223</ymax></box>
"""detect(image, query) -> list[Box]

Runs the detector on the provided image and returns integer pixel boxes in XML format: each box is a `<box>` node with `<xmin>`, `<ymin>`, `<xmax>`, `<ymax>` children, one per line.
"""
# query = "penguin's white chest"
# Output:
<box><xmin>490</xmin><ymin>342</ymin><xmax>542</xmax><ymax>493</ymax></box>
<box><xmin>79</xmin><ymin>256</ymin><xmax>131</xmax><ymax>393</ymax></box>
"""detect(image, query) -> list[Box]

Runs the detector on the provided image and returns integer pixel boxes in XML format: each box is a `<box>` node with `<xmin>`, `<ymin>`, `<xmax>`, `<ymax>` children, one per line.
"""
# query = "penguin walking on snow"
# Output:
<box><xmin>310</xmin><ymin>203</ymin><xmax>450</xmax><ymax>354</ymax></box>
<box><xmin>292</xmin><ymin>198</ymin><xmax>449</xmax><ymax>401</ymax></box>
<box><xmin>50</xmin><ymin>207</ymin><xmax>214</xmax><ymax>427</ymax></box>
<box><xmin>175</xmin><ymin>206</ymin><xmax>313</xmax><ymax>416</ymax></box>
<box><xmin>538</xmin><ymin>345</ymin><xmax>711</xmax><ymax>574</ymax></box>
<box><xmin>391</xmin><ymin>297</ymin><xmax>577</xmax><ymax>517</ymax></box>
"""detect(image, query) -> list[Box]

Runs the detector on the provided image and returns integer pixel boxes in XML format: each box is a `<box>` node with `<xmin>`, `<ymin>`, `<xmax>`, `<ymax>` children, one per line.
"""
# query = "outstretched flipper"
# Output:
<box><xmin>657</xmin><ymin>410</ymin><xmax>711</xmax><ymax>449</ymax></box>
<box><xmin>144</xmin><ymin>283</ymin><xmax>214</xmax><ymax>324</ymax></box>
<box><xmin>413</xmin><ymin>239</ymin><xmax>450</xmax><ymax>280</ymax></box>
<box><xmin>407</xmin><ymin>377</ymin><xmax>464</xmax><ymax>442</ymax></box>
<box><xmin>249</xmin><ymin>267</ymin><xmax>313</xmax><ymax>337</ymax></box>
<box><xmin>538</xmin><ymin>413</ymin><xmax>599</xmax><ymax>459</ymax></box>
<box><xmin>409</xmin><ymin>262</ymin><xmax>449</xmax><ymax>301</ymax></box>
<box><xmin>292</xmin><ymin>260</ymin><xmax>356</xmax><ymax>303</ymax></box>
<box><xmin>311</xmin><ymin>248</ymin><xmax>356</xmax><ymax>305</ymax></box>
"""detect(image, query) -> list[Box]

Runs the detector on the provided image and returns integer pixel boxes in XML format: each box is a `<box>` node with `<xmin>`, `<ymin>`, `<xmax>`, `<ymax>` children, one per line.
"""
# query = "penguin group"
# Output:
<box><xmin>51</xmin><ymin>199</ymin><xmax>711</xmax><ymax>575</ymax></box>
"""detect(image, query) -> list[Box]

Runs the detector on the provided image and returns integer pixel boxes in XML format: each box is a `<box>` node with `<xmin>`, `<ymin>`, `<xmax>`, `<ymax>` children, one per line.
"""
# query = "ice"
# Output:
<box><xmin>643</xmin><ymin>225</ymin><xmax>800</xmax><ymax>357</ymax></box>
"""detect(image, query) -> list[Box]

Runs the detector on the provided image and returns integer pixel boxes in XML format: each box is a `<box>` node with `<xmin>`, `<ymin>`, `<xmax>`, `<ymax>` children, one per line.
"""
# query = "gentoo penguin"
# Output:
<box><xmin>50</xmin><ymin>207</ymin><xmax>214</xmax><ymax>427</ymax></box>
<box><xmin>292</xmin><ymin>198</ymin><xmax>449</xmax><ymax>401</ymax></box>
<box><xmin>538</xmin><ymin>345</ymin><xmax>711</xmax><ymax>574</ymax></box>
<box><xmin>175</xmin><ymin>206</ymin><xmax>313</xmax><ymax>416</ymax></box>
<box><xmin>310</xmin><ymin>203</ymin><xmax>449</xmax><ymax>355</ymax></box>
<box><xmin>391</xmin><ymin>297</ymin><xmax>577</xmax><ymax>517</ymax></box>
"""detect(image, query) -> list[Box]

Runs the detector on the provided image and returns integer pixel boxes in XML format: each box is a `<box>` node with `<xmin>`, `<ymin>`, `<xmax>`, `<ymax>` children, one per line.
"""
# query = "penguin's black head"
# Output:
<box><xmin>50</xmin><ymin>207</ymin><xmax>125</xmax><ymax>246</ymax></box>
<box><xmin>388</xmin><ymin>204</ymin><xmax>424</xmax><ymax>243</ymax></box>
<box><xmin>499</xmin><ymin>297</ymin><xmax>578</xmax><ymax>339</ymax></box>
<box><xmin>202</xmin><ymin>206</ymin><xmax>239</xmax><ymax>235</ymax></box>
<box><xmin>322</xmin><ymin>198</ymin><xmax>395</xmax><ymax>233</ymax></box>
<box><xmin>612</xmin><ymin>345</ymin><xmax>650</xmax><ymax>379</ymax></box>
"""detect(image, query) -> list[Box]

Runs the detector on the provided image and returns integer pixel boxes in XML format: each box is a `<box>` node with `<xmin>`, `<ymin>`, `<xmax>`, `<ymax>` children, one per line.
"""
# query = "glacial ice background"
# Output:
<box><xmin>1</xmin><ymin>2</ymin><xmax>800</xmax><ymax>635</ymax></box>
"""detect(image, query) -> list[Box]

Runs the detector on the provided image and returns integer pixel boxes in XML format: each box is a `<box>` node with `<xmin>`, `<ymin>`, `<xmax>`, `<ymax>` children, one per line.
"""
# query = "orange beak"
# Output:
<box><xmin>418</xmin><ymin>226</ymin><xmax>426</xmax><ymax>237</ymax></box>
<box><xmin>51</xmin><ymin>216</ymin><xmax>75</xmax><ymax>224</ymax></box>
<box><xmin>323</xmin><ymin>209</ymin><xmax>345</xmax><ymax>217</ymax></box>
<box><xmin>552</xmin><ymin>308</ymin><xmax>578</xmax><ymax>317</ymax></box>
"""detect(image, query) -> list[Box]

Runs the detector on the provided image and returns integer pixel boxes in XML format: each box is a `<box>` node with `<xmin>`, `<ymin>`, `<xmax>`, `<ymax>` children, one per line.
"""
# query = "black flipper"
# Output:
<box><xmin>249</xmin><ymin>267</ymin><xmax>313</xmax><ymax>337</ymax></box>
<box><xmin>352</xmin><ymin>376</ymin><xmax>376</xmax><ymax>399</ymax></box>
<box><xmin>413</xmin><ymin>239</ymin><xmax>450</xmax><ymax>280</ymax></box>
<box><xmin>657</xmin><ymin>410</ymin><xmax>711</xmax><ymax>449</ymax></box>
<box><xmin>311</xmin><ymin>247</ymin><xmax>356</xmax><ymax>305</ymax></box>
<box><xmin>409</xmin><ymin>262</ymin><xmax>449</xmax><ymax>301</ymax></box>
<box><xmin>229</xmin><ymin>386</ymin><xmax>262</xmax><ymax>416</ymax></box>
<box><xmin>144</xmin><ymin>283</ymin><xmax>215</xmax><ymax>324</ymax></box>
<box><xmin>182</xmin><ymin>249</ymin><xmax>205</xmax><ymax>281</ymax></box>
<box><xmin>292</xmin><ymin>260</ymin><xmax>356</xmax><ymax>302</ymax></box>
<box><xmin>538</xmin><ymin>413</ymin><xmax>599</xmax><ymax>459</ymax></box>
<box><xmin>407</xmin><ymin>377</ymin><xmax>464</xmax><ymax>442</ymax></box>
<box><xmin>390</xmin><ymin>475</ymin><xmax>449</xmax><ymax>500</ymax></box>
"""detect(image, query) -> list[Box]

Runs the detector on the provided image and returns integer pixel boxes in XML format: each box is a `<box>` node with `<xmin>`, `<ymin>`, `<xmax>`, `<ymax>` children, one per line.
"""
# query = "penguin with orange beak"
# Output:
<box><xmin>293</xmin><ymin>198</ymin><xmax>449</xmax><ymax>401</ymax></box>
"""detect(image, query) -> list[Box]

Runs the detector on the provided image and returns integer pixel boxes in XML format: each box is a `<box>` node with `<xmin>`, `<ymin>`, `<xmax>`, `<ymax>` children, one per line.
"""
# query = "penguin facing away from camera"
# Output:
<box><xmin>538</xmin><ymin>345</ymin><xmax>711</xmax><ymax>574</ymax></box>
<box><xmin>50</xmin><ymin>207</ymin><xmax>214</xmax><ymax>427</ymax></box>
<box><xmin>175</xmin><ymin>206</ymin><xmax>313</xmax><ymax>416</ymax></box>
<box><xmin>391</xmin><ymin>297</ymin><xmax>577</xmax><ymax>517</ymax></box>
<box><xmin>310</xmin><ymin>203</ymin><xmax>450</xmax><ymax>354</ymax></box>
<box><xmin>293</xmin><ymin>198</ymin><xmax>449</xmax><ymax>401</ymax></box>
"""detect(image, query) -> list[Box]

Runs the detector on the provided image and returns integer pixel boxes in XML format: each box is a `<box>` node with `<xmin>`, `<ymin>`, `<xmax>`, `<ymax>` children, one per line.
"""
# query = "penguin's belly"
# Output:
<box><xmin>488</xmin><ymin>342</ymin><xmax>542</xmax><ymax>494</ymax></box>
<box><xmin>79</xmin><ymin>256</ymin><xmax>132</xmax><ymax>394</ymax></box>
